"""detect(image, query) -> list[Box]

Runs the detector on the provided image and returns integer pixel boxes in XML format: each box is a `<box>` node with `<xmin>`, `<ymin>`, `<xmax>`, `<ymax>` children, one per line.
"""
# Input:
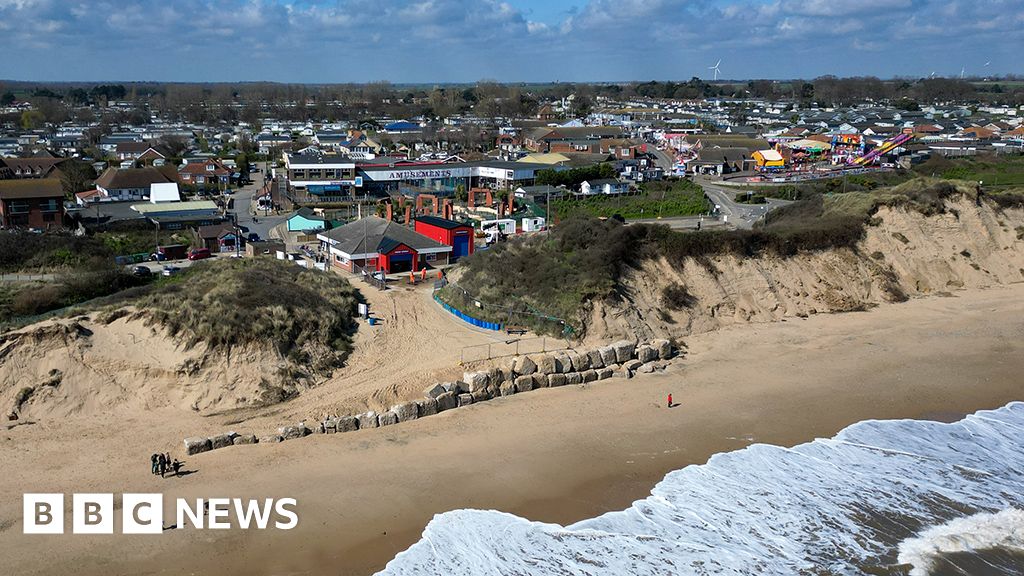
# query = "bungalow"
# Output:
<box><xmin>94</xmin><ymin>167</ymin><xmax>173</xmax><ymax>201</ymax></box>
<box><xmin>687</xmin><ymin>147</ymin><xmax>754</xmax><ymax>175</ymax></box>
<box><xmin>318</xmin><ymin>216</ymin><xmax>452</xmax><ymax>274</ymax></box>
<box><xmin>197</xmin><ymin>223</ymin><xmax>239</xmax><ymax>252</ymax></box>
<box><xmin>580</xmin><ymin>178</ymin><xmax>629</xmax><ymax>195</ymax></box>
<box><xmin>286</xmin><ymin>207</ymin><xmax>329</xmax><ymax>233</ymax></box>
<box><xmin>0</xmin><ymin>178</ymin><xmax>64</xmax><ymax>228</ymax></box>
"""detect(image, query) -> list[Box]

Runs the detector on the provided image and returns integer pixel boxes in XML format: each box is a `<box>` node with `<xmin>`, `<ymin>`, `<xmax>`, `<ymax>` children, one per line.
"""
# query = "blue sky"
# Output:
<box><xmin>0</xmin><ymin>0</ymin><xmax>1021</xmax><ymax>83</ymax></box>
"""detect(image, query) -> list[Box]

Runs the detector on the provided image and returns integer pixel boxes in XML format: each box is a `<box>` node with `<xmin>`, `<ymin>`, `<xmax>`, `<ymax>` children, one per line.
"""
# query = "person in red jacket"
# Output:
<box><xmin>667</xmin><ymin>394</ymin><xmax>673</xmax><ymax>408</ymax></box>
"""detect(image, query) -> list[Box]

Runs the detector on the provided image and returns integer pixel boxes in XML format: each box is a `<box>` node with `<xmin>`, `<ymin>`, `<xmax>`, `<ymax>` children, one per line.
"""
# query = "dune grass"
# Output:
<box><xmin>439</xmin><ymin>178</ymin><xmax>994</xmax><ymax>337</ymax></box>
<box><xmin>107</xmin><ymin>258</ymin><xmax>361</xmax><ymax>375</ymax></box>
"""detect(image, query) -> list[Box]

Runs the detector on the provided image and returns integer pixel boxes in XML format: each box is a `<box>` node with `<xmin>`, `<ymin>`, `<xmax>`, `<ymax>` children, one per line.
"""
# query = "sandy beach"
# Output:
<box><xmin>1</xmin><ymin>283</ymin><xmax>1023</xmax><ymax>575</ymax></box>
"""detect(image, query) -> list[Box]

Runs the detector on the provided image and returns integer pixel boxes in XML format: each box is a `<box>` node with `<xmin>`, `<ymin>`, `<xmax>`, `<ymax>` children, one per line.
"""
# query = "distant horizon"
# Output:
<box><xmin>1</xmin><ymin>75</ymin><xmax>1020</xmax><ymax>88</ymax></box>
<box><xmin>0</xmin><ymin>0</ymin><xmax>1021</xmax><ymax>84</ymax></box>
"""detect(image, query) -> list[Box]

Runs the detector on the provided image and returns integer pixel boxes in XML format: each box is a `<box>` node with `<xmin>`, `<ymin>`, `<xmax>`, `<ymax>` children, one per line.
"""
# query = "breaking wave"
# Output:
<box><xmin>377</xmin><ymin>402</ymin><xmax>1024</xmax><ymax>575</ymax></box>
<box><xmin>897</xmin><ymin>508</ymin><xmax>1024</xmax><ymax>576</ymax></box>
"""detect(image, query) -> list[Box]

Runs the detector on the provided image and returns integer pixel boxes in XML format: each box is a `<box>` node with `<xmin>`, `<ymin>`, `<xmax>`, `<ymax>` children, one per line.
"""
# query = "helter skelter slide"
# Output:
<box><xmin>849</xmin><ymin>131</ymin><xmax>914</xmax><ymax>165</ymax></box>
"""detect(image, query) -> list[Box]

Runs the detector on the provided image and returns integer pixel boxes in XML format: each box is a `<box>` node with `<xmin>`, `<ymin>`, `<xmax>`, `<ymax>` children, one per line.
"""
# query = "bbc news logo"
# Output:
<box><xmin>23</xmin><ymin>494</ymin><xmax>298</xmax><ymax>534</ymax></box>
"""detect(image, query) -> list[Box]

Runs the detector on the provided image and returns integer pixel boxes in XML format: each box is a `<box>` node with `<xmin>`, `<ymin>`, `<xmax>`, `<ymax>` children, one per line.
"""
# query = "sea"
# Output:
<box><xmin>377</xmin><ymin>402</ymin><xmax>1024</xmax><ymax>575</ymax></box>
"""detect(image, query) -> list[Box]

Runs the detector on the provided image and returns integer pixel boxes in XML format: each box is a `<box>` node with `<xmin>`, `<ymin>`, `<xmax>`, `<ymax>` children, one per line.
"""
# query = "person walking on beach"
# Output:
<box><xmin>151</xmin><ymin>453</ymin><xmax>159</xmax><ymax>475</ymax></box>
<box><xmin>171</xmin><ymin>459</ymin><xmax>183</xmax><ymax>477</ymax></box>
<box><xmin>158</xmin><ymin>453</ymin><xmax>166</xmax><ymax>478</ymax></box>
<box><xmin>667</xmin><ymin>393</ymin><xmax>673</xmax><ymax>408</ymax></box>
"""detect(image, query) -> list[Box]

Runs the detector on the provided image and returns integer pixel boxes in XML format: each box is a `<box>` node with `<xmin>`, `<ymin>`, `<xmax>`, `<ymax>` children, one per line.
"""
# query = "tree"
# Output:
<box><xmin>158</xmin><ymin>135</ymin><xmax>190</xmax><ymax>159</ymax></box>
<box><xmin>59</xmin><ymin>160</ymin><xmax>97</xmax><ymax>199</ymax></box>
<box><xmin>21</xmin><ymin>109</ymin><xmax>45</xmax><ymax>129</ymax></box>
<box><xmin>1</xmin><ymin>92</ymin><xmax>16</xmax><ymax>106</ymax></box>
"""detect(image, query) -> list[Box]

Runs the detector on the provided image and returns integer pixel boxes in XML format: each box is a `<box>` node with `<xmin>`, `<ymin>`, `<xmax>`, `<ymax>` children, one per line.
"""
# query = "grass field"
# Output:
<box><xmin>915</xmin><ymin>154</ymin><xmax>1024</xmax><ymax>188</ymax></box>
<box><xmin>551</xmin><ymin>178</ymin><xmax>710</xmax><ymax>220</ymax></box>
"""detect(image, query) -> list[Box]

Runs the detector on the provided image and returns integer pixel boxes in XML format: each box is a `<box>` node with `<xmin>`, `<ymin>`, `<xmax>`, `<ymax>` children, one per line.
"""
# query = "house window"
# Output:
<box><xmin>41</xmin><ymin>198</ymin><xmax>59</xmax><ymax>212</ymax></box>
<box><xmin>8</xmin><ymin>200</ymin><xmax>29</xmax><ymax>214</ymax></box>
<box><xmin>206</xmin><ymin>164</ymin><xmax>215</xmax><ymax>172</ymax></box>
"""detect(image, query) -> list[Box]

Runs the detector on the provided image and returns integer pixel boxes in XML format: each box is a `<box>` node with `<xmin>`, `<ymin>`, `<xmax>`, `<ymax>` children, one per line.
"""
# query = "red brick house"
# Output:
<box><xmin>178</xmin><ymin>159</ymin><xmax>231</xmax><ymax>190</ymax></box>
<box><xmin>0</xmin><ymin>178</ymin><xmax>64</xmax><ymax>228</ymax></box>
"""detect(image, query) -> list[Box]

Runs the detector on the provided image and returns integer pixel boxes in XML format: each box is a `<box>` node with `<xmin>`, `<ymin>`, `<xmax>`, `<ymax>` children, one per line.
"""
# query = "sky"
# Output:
<box><xmin>0</xmin><ymin>0</ymin><xmax>1021</xmax><ymax>83</ymax></box>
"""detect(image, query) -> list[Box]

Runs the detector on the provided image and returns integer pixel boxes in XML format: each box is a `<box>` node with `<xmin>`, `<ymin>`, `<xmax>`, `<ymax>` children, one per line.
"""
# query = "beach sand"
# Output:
<box><xmin>1</xmin><ymin>284</ymin><xmax>1023</xmax><ymax>575</ymax></box>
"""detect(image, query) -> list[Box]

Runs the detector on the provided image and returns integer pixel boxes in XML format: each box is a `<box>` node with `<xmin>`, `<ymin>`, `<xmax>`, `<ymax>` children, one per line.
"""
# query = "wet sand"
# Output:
<box><xmin>1</xmin><ymin>285</ymin><xmax>1023</xmax><ymax>575</ymax></box>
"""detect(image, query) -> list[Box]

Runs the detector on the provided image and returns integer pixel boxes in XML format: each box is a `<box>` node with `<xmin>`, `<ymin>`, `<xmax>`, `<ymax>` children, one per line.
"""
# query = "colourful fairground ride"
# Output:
<box><xmin>849</xmin><ymin>129</ymin><xmax>914</xmax><ymax>166</ymax></box>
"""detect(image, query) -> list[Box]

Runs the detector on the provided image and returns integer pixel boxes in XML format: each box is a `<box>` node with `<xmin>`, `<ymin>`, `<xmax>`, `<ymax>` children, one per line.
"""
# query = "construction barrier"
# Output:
<box><xmin>434</xmin><ymin>294</ymin><xmax>503</xmax><ymax>331</ymax></box>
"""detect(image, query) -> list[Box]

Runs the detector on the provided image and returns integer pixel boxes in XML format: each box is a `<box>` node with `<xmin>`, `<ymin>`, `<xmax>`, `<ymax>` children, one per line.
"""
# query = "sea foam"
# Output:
<box><xmin>897</xmin><ymin>507</ymin><xmax>1024</xmax><ymax>576</ymax></box>
<box><xmin>378</xmin><ymin>402</ymin><xmax>1024</xmax><ymax>575</ymax></box>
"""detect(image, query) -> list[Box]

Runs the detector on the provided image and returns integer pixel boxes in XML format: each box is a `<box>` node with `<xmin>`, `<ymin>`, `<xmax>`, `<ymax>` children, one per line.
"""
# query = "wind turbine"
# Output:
<box><xmin>708</xmin><ymin>59</ymin><xmax>721</xmax><ymax>81</ymax></box>
<box><xmin>960</xmin><ymin>65</ymin><xmax>965</xmax><ymax>79</ymax></box>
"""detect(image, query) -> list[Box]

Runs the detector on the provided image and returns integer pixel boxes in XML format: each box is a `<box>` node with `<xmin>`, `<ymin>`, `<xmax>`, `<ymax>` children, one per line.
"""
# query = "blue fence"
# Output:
<box><xmin>434</xmin><ymin>294</ymin><xmax>503</xmax><ymax>331</ymax></box>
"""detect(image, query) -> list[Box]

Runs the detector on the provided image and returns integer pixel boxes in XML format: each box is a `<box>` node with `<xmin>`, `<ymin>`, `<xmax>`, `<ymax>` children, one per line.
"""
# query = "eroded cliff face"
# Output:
<box><xmin>585</xmin><ymin>196</ymin><xmax>1024</xmax><ymax>344</ymax></box>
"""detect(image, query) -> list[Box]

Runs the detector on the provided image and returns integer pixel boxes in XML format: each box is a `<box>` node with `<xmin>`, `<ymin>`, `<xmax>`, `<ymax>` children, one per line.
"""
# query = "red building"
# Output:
<box><xmin>0</xmin><ymin>178</ymin><xmax>64</xmax><ymax>229</ymax></box>
<box><xmin>317</xmin><ymin>216</ymin><xmax>453</xmax><ymax>274</ymax></box>
<box><xmin>413</xmin><ymin>216</ymin><xmax>475</xmax><ymax>261</ymax></box>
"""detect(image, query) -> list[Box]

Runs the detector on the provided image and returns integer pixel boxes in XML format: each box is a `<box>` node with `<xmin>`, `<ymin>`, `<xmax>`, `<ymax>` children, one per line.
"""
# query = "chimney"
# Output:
<box><xmin>386</xmin><ymin>202</ymin><xmax>393</xmax><ymax>221</ymax></box>
<box><xmin>404</xmin><ymin>204</ymin><xmax>411</xmax><ymax>225</ymax></box>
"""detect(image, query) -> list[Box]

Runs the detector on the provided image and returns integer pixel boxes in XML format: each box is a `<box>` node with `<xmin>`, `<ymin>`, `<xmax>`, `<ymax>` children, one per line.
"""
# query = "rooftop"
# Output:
<box><xmin>319</xmin><ymin>216</ymin><xmax>450</xmax><ymax>256</ymax></box>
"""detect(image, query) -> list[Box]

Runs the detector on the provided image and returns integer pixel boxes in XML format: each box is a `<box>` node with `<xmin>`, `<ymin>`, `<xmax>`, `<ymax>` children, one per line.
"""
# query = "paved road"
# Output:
<box><xmin>696</xmin><ymin>176</ymin><xmax>793</xmax><ymax>230</ymax></box>
<box><xmin>625</xmin><ymin>215</ymin><xmax>728</xmax><ymax>231</ymax></box>
<box><xmin>228</xmin><ymin>162</ymin><xmax>288</xmax><ymax>241</ymax></box>
<box><xmin>647</xmin><ymin>145</ymin><xmax>676</xmax><ymax>173</ymax></box>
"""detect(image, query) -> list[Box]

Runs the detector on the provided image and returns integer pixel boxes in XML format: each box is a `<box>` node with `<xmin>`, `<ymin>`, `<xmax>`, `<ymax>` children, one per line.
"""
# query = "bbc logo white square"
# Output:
<box><xmin>122</xmin><ymin>493</ymin><xmax>163</xmax><ymax>534</ymax></box>
<box><xmin>23</xmin><ymin>493</ymin><xmax>64</xmax><ymax>534</ymax></box>
<box><xmin>73</xmin><ymin>493</ymin><xmax>114</xmax><ymax>534</ymax></box>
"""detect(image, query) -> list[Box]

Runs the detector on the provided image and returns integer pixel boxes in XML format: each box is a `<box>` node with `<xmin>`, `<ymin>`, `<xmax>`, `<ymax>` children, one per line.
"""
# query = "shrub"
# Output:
<box><xmin>662</xmin><ymin>283</ymin><xmax>697</xmax><ymax>310</ymax></box>
<box><xmin>10</xmin><ymin>285</ymin><xmax>65</xmax><ymax>317</ymax></box>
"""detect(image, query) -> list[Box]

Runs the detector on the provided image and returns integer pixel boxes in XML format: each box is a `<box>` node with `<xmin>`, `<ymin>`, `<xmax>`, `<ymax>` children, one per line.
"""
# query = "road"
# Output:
<box><xmin>625</xmin><ymin>215</ymin><xmax>728</xmax><ymax>231</ymax></box>
<box><xmin>696</xmin><ymin>176</ymin><xmax>793</xmax><ymax>230</ymax></box>
<box><xmin>647</xmin><ymin>145</ymin><xmax>676</xmax><ymax>173</ymax></box>
<box><xmin>228</xmin><ymin>161</ymin><xmax>288</xmax><ymax>241</ymax></box>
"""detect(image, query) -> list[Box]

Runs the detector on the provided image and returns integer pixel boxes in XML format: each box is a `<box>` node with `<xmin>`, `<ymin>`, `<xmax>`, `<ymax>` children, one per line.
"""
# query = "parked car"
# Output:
<box><xmin>247</xmin><ymin>233</ymin><xmax>261</xmax><ymax>242</ymax></box>
<box><xmin>161</xmin><ymin>265</ymin><xmax>181</xmax><ymax>277</ymax></box>
<box><xmin>131</xmin><ymin>265</ymin><xmax>152</xmax><ymax>277</ymax></box>
<box><xmin>187</xmin><ymin>248</ymin><xmax>212</xmax><ymax>261</ymax></box>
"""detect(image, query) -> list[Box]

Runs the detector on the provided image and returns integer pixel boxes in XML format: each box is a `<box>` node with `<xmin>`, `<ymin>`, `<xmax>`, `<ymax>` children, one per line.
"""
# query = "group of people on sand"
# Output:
<box><xmin>151</xmin><ymin>452</ymin><xmax>183</xmax><ymax>477</ymax></box>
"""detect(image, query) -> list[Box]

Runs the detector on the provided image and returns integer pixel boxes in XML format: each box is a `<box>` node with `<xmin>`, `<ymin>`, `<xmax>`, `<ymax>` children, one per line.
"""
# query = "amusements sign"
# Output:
<box><xmin>366</xmin><ymin>167</ymin><xmax>473</xmax><ymax>182</ymax></box>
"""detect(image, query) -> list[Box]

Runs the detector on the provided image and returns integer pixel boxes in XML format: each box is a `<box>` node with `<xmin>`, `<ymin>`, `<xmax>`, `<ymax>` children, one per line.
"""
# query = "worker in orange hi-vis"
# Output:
<box><xmin>421</xmin><ymin>268</ymin><xmax>427</xmax><ymax>281</ymax></box>
<box><xmin>409</xmin><ymin>271</ymin><xmax>414</xmax><ymax>283</ymax></box>
<box><xmin>437</xmin><ymin>270</ymin><xmax>443</xmax><ymax>279</ymax></box>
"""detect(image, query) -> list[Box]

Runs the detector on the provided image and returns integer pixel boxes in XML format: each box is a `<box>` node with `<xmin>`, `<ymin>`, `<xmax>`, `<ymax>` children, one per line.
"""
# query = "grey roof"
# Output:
<box><xmin>319</xmin><ymin>216</ymin><xmax>449</xmax><ymax>256</ymax></box>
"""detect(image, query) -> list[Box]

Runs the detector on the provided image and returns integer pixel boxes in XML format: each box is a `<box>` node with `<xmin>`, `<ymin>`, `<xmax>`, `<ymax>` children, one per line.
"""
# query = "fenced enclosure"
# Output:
<box><xmin>460</xmin><ymin>336</ymin><xmax>573</xmax><ymax>364</ymax></box>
